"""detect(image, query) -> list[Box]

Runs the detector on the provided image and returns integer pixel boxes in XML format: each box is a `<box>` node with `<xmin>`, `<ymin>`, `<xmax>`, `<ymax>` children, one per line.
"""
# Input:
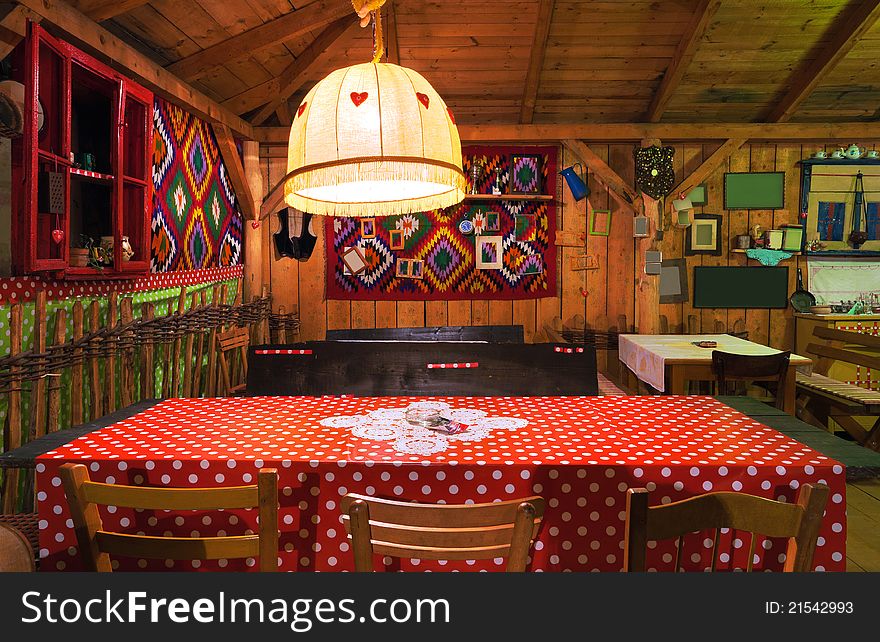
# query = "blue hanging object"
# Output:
<box><xmin>560</xmin><ymin>163</ymin><xmax>590</xmax><ymax>201</ymax></box>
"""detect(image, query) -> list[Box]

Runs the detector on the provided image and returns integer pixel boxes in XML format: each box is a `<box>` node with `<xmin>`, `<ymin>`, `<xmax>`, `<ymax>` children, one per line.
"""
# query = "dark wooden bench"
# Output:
<box><xmin>795</xmin><ymin>326</ymin><xmax>880</xmax><ymax>451</ymax></box>
<box><xmin>247</xmin><ymin>341</ymin><xmax>599</xmax><ymax>397</ymax></box>
<box><xmin>326</xmin><ymin>325</ymin><xmax>524</xmax><ymax>343</ymax></box>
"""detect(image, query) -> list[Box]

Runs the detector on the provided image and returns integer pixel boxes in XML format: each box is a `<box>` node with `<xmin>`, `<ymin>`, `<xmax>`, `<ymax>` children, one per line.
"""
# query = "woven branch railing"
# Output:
<box><xmin>0</xmin><ymin>281</ymin><xmax>298</xmax><ymax>514</ymax></box>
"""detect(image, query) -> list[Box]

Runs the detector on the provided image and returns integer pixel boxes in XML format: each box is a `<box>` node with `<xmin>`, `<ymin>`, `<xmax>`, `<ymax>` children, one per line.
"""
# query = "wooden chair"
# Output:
<box><xmin>217</xmin><ymin>326</ymin><xmax>250</xmax><ymax>396</ymax></box>
<box><xmin>712</xmin><ymin>350</ymin><xmax>791</xmax><ymax>410</ymax></box>
<box><xmin>623</xmin><ymin>483</ymin><xmax>829</xmax><ymax>572</ymax></box>
<box><xmin>341</xmin><ymin>494</ymin><xmax>545</xmax><ymax>572</ymax></box>
<box><xmin>60</xmin><ymin>463</ymin><xmax>278</xmax><ymax>572</ymax></box>
<box><xmin>0</xmin><ymin>522</ymin><xmax>35</xmax><ymax>572</ymax></box>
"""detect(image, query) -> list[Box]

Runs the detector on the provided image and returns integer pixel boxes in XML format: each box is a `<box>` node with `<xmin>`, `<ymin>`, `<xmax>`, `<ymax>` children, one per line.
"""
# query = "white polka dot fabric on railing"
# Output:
<box><xmin>34</xmin><ymin>395</ymin><xmax>848</xmax><ymax>573</ymax></box>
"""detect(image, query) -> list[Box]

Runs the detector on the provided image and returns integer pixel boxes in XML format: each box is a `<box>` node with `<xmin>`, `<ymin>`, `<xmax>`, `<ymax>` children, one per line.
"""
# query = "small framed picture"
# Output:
<box><xmin>410</xmin><ymin>259</ymin><xmax>424</xmax><ymax>280</ymax></box>
<box><xmin>685</xmin><ymin>214</ymin><xmax>723</xmax><ymax>256</ymax></box>
<box><xmin>781</xmin><ymin>225</ymin><xmax>804</xmax><ymax>252</ymax></box>
<box><xmin>342</xmin><ymin>246</ymin><xmax>367</xmax><ymax>276</ymax></box>
<box><xmin>515</xmin><ymin>215</ymin><xmax>536</xmax><ymax>241</ymax></box>
<box><xmin>509</xmin><ymin>154</ymin><xmax>543</xmax><ymax>194</ymax></box>
<box><xmin>396</xmin><ymin>258</ymin><xmax>411</xmax><ymax>278</ymax></box>
<box><xmin>687</xmin><ymin>183</ymin><xmax>708</xmax><ymax>206</ymax></box>
<box><xmin>476</xmin><ymin>235</ymin><xmax>503</xmax><ymax>270</ymax></box>
<box><xmin>590</xmin><ymin>209</ymin><xmax>611</xmax><ymax>236</ymax></box>
<box><xmin>361</xmin><ymin>218</ymin><xmax>377</xmax><ymax>239</ymax></box>
<box><xmin>485</xmin><ymin>211</ymin><xmax>501</xmax><ymax>232</ymax></box>
<box><xmin>659</xmin><ymin>258</ymin><xmax>689</xmax><ymax>304</ymax></box>
<box><xmin>389</xmin><ymin>228</ymin><xmax>405</xmax><ymax>250</ymax></box>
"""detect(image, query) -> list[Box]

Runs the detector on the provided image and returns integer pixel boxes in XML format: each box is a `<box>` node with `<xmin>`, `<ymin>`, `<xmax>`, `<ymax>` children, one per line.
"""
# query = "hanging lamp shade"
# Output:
<box><xmin>285</xmin><ymin>62</ymin><xmax>466</xmax><ymax>217</ymax></box>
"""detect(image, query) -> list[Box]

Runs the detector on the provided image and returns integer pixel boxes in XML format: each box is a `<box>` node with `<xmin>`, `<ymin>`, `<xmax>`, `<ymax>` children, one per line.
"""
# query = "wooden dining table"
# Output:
<box><xmin>618</xmin><ymin>334</ymin><xmax>812</xmax><ymax>414</ymax></box>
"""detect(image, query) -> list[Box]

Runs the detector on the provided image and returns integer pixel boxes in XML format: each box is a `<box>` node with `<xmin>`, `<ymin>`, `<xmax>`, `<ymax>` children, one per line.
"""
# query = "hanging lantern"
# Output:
<box><xmin>285</xmin><ymin>3</ymin><xmax>465</xmax><ymax>217</ymax></box>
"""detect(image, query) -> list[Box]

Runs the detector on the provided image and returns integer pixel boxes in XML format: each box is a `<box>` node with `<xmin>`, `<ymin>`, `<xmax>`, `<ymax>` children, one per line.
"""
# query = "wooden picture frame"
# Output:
<box><xmin>724</xmin><ymin>172</ymin><xmax>785</xmax><ymax>210</ymax></box>
<box><xmin>389</xmin><ymin>228</ymin><xmax>405</xmax><ymax>250</ymax></box>
<box><xmin>361</xmin><ymin>218</ymin><xmax>377</xmax><ymax>239</ymax></box>
<box><xmin>396</xmin><ymin>258</ymin><xmax>412</xmax><ymax>278</ymax></box>
<box><xmin>342</xmin><ymin>246</ymin><xmax>368</xmax><ymax>276</ymax></box>
<box><xmin>687</xmin><ymin>183</ymin><xmax>708</xmax><ymax>206</ymax></box>
<box><xmin>509</xmin><ymin>154</ymin><xmax>543</xmax><ymax>194</ymax></box>
<box><xmin>659</xmin><ymin>258</ymin><xmax>689</xmax><ymax>304</ymax></box>
<box><xmin>589</xmin><ymin>209</ymin><xmax>612</xmax><ymax>236</ymax></box>
<box><xmin>685</xmin><ymin>214</ymin><xmax>723</xmax><ymax>256</ymax></box>
<box><xmin>476</xmin><ymin>235</ymin><xmax>503</xmax><ymax>270</ymax></box>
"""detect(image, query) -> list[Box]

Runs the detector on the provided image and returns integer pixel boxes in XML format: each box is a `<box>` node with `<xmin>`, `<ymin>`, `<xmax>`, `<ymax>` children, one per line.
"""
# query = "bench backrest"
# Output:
<box><xmin>806</xmin><ymin>326</ymin><xmax>880</xmax><ymax>376</ymax></box>
<box><xmin>325</xmin><ymin>325</ymin><xmax>525</xmax><ymax>343</ymax></box>
<box><xmin>247</xmin><ymin>342</ymin><xmax>598</xmax><ymax>397</ymax></box>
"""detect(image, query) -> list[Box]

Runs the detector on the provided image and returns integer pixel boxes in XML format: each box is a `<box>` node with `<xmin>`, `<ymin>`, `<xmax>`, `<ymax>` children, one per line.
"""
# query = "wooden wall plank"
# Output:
<box><xmin>744</xmin><ymin>144</ymin><xmax>776</xmax><ymax>347</ymax></box>
<box><xmin>447</xmin><ymin>300</ymin><xmax>472</xmax><ymax>327</ymax></box>
<box><xmin>426</xmin><ymin>301</ymin><xmax>449</xmax><ymax>327</ymax></box>
<box><xmin>726</xmin><ymin>144</ymin><xmax>751</xmax><ymax>338</ymax></box>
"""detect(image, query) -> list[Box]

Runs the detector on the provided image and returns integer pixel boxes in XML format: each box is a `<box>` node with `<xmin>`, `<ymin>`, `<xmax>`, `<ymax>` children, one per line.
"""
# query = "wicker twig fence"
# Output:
<box><xmin>0</xmin><ymin>282</ymin><xmax>297</xmax><ymax>514</ymax></box>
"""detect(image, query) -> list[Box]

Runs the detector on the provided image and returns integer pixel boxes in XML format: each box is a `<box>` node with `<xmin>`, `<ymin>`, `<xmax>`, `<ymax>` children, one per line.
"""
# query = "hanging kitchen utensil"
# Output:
<box><xmin>789</xmin><ymin>267</ymin><xmax>817</xmax><ymax>313</ymax></box>
<box><xmin>849</xmin><ymin>171</ymin><xmax>869</xmax><ymax>249</ymax></box>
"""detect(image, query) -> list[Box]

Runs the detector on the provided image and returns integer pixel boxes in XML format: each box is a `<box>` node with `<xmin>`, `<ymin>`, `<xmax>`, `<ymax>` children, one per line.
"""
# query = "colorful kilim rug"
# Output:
<box><xmin>325</xmin><ymin>146</ymin><xmax>557</xmax><ymax>301</ymax></box>
<box><xmin>150</xmin><ymin>97</ymin><xmax>243</xmax><ymax>273</ymax></box>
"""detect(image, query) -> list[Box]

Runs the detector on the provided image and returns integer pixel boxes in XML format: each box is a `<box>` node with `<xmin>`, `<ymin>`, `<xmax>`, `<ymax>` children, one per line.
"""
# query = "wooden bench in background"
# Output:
<box><xmin>796</xmin><ymin>326</ymin><xmax>880</xmax><ymax>452</ymax></box>
<box><xmin>247</xmin><ymin>341</ymin><xmax>599</xmax><ymax>397</ymax></box>
<box><xmin>326</xmin><ymin>325</ymin><xmax>524</xmax><ymax>343</ymax></box>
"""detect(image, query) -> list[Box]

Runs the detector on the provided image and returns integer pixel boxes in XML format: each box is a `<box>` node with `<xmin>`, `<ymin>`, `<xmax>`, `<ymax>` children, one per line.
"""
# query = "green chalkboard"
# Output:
<box><xmin>723</xmin><ymin>172</ymin><xmax>785</xmax><ymax>209</ymax></box>
<box><xmin>693</xmin><ymin>266</ymin><xmax>789</xmax><ymax>309</ymax></box>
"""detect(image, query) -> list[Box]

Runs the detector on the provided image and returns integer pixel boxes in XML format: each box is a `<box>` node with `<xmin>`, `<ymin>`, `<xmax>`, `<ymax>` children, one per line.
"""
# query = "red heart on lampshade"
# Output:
<box><xmin>350</xmin><ymin>92</ymin><xmax>369</xmax><ymax>107</ymax></box>
<box><xmin>52</xmin><ymin>229</ymin><xmax>64</xmax><ymax>245</ymax></box>
<box><xmin>297</xmin><ymin>102</ymin><xmax>308</xmax><ymax>118</ymax></box>
<box><xmin>251</xmin><ymin>221</ymin><xmax>260</xmax><ymax>229</ymax></box>
<box><xmin>416</xmin><ymin>92</ymin><xmax>430</xmax><ymax>109</ymax></box>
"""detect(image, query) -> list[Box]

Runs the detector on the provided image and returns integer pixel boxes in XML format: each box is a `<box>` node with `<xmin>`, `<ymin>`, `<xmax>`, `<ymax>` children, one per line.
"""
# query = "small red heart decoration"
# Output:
<box><xmin>416</xmin><ymin>92</ymin><xmax>430</xmax><ymax>109</ymax></box>
<box><xmin>297</xmin><ymin>102</ymin><xmax>308</xmax><ymax>118</ymax></box>
<box><xmin>251</xmin><ymin>221</ymin><xmax>260</xmax><ymax>229</ymax></box>
<box><xmin>52</xmin><ymin>229</ymin><xmax>64</xmax><ymax>245</ymax></box>
<box><xmin>447</xmin><ymin>107</ymin><xmax>456</xmax><ymax>124</ymax></box>
<box><xmin>350</xmin><ymin>92</ymin><xmax>368</xmax><ymax>107</ymax></box>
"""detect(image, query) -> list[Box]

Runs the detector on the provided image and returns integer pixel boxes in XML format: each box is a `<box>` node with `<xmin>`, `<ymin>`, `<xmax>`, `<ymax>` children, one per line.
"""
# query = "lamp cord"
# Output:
<box><xmin>352</xmin><ymin>0</ymin><xmax>387</xmax><ymax>63</ymax></box>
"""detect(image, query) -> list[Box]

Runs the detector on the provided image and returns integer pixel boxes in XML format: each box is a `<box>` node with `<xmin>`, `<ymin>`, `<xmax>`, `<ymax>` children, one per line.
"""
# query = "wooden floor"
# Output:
<box><xmin>846</xmin><ymin>480</ymin><xmax>880</xmax><ymax>572</ymax></box>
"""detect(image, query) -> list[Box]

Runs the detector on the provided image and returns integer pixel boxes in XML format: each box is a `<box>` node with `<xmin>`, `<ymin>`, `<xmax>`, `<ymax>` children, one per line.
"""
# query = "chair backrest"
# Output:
<box><xmin>623</xmin><ymin>483</ymin><xmax>829</xmax><ymax>572</ymax></box>
<box><xmin>60</xmin><ymin>463</ymin><xmax>278</xmax><ymax>572</ymax></box>
<box><xmin>712</xmin><ymin>350</ymin><xmax>791</xmax><ymax>409</ymax></box>
<box><xmin>340</xmin><ymin>494</ymin><xmax>545</xmax><ymax>572</ymax></box>
<box><xmin>0</xmin><ymin>523</ymin><xmax>35</xmax><ymax>572</ymax></box>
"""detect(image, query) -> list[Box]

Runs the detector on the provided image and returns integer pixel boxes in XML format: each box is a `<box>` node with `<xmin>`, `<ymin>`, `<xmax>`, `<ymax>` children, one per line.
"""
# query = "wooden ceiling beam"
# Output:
<box><xmin>14</xmin><ymin>0</ymin><xmax>256</xmax><ymax>138</ymax></box>
<box><xmin>563</xmin><ymin>139</ymin><xmax>640</xmax><ymax>214</ymax></box>
<box><xmin>669</xmin><ymin>138</ymin><xmax>746</xmax><ymax>199</ymax></box>
<box><xmin>765</xmin><ymin>0</ymin><xmax>880</xmax><ymax>122</ymax></box>
<box><xmin>256</xmin><ymin>122</ymin><xmax>880</xmax><ymax>144</ymax></box>
<box><xmin>213</xmin><ymin>124</ymin><xmax>257</xmax><ymax>220</ymax></box>
<box><xmin>520</xmin><ymin>0</ymin><xmax>554</xmax><ymax>124</ymax></box>
<box><xmin>165</xmin><ymin>0</ymin><xmax>352</xmax><ymax>82</ymax></box>
<box><xmin>250</xmin><ymin>16</ymin><xmax>358</xmax><ymax>126</ymax></box>
<box><xmin>645</xmin><ymin>0</ymin><xmax>720</xmax><ymax>122</ymax></box>
<box><xmin>69</xmin><ymin>0</ymin><xmax>150</xmax><ymax>22</ymax></box>
<box><xmin>0</xmin><ymin>5</ymin><xmax>39</xmax><ymax>60</ymax></box>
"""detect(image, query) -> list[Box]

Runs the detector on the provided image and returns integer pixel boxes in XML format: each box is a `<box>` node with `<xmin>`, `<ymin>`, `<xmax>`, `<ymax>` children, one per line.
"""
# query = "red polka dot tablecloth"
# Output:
<box><xmin>36</xmin><ymin>395</ymin><xmax>847</xmax><ymax>572</ymax></box>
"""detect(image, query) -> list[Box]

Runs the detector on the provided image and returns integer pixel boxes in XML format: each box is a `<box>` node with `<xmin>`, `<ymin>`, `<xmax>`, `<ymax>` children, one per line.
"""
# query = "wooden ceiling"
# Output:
<box><xmin>71</xmin><ymin>0</ymin><xmax>880</xmax><ymax>126</ymax></box>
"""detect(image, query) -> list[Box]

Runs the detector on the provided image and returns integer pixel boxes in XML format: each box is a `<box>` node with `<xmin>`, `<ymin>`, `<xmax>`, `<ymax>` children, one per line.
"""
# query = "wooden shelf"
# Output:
<box><xmin>464</xmin><ymin>194</ymin><xmax>554</xmax><ymax>202</ymax></box>
<box><xmin>71</xmin><ymin>168</ymin><xmax>114</xmax><ymax>183</ymax></box>
<box><xmin>732</xmin><ymin>249</ymin><xmax>801</xmax><ymax>256</ymax></box>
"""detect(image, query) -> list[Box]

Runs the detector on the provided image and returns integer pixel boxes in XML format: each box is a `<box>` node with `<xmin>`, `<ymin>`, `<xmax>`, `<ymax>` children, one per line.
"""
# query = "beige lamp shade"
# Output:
<box><xmin>285</xmin><ymin>62</ymin><xmax>466</xmax><ymax>217</ymax></box>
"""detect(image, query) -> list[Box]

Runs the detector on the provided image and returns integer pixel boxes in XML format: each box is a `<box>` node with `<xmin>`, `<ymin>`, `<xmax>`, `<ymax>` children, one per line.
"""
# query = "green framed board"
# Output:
<box><xmin>723</xmin><ymin>172</ymin><xmax>785</xmax><ymax>209</ymax></box>
<box><xmin>693</xmin><ymin>266</ymin><xmax>789</xmax><ymax>309</ymax></box>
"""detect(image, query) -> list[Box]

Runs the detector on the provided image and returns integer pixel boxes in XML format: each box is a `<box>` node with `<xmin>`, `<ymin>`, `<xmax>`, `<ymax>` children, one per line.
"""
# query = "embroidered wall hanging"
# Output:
<box><xmin>325</xmin><ymin>146</ymin><xmax>558</xmax><ymax>301</ymax></box>
<box><xmin>150</xmin><ymin>97</ymin><xmax>243</xmax><ymax>273</ymax></box>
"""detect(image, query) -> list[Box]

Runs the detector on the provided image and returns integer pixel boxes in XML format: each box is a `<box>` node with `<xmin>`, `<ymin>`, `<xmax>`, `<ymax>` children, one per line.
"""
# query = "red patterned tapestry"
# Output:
<box><xmin>325</xmin><ymin>146</ymin><xmax>557</xmax><ymax>301</ymax></box>
<box><xmin>150</xmin><ymin>97</ymin><xmax>243</xmax><ymax>273</ymax></box>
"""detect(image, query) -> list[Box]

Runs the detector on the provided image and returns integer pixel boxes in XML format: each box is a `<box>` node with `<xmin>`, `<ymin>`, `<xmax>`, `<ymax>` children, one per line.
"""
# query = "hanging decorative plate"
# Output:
<box><xmin>634</xmin><ymin>145</ymin><xmax>675</xmax><ymax>200</ymax></box>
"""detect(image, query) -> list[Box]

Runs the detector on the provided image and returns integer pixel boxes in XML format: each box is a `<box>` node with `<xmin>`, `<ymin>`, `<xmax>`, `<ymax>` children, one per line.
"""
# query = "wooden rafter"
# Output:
<box><xmin>563</xmin><ymin>139</ymin><xmax>640</xmax><ymax>214</ymax></box>
<box><xmin>669</xmin><ymin>138</ymin><xmax>746</xmax><ymax>199</ymax></box>
<box><xmin>764</xmin><ymin>0</ymin><xmax>880</xmax><ymax>122</ymax></box>
<box><xmin>213</xmin><ymin>124</ymin><xmax>257</xmax><ymax>220</ymax></box>
<box><xmin>14</xmin><ymin>0</ymin><xmax>255</xmax><ymax>138</ymax></box>
<box><xmin>520</xmin><ymin>0</ymin><xmax>554</xmax><ymax>124</ymax></box>
<box><xmin>645</xmin><ymin>0</ymin><xmax>720</xmax><ymax>122</ymax></box>
<box><xmin>69</xmin><ymin>0</ymin><xmax>150</xmax><ymax>22</ymax></box>
<box><xmin>165</xmin><ymin>0</ymin><xmax>352</xmax><ymax>82</ymax></box>
<box><xmin>0</xmin><ymin>5</ymin><xmax>39</xmax><ymax>60</ymax></box>
<box><xmin>256</xmin><ymin>122</ymin><xmax>880</xmax><ymax>144</ymax></box>
<box><xmin>251</xmin><ymin>16</ymin><xmax>358</xmax><ymax>126</ymax></box>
